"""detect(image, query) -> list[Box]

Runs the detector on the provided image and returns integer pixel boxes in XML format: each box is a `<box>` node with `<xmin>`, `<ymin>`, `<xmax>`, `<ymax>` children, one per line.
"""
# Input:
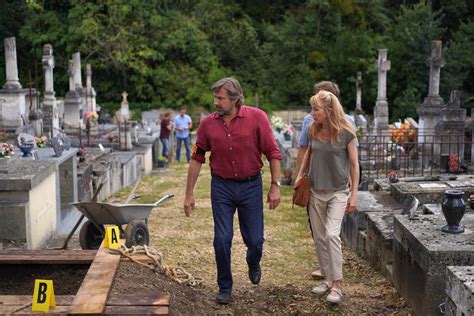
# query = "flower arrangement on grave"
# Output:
<box><xmin>390</xmin><ymin>123</ymin><xmax>416</xmax><ymax>146</ymax></box>
<box><xmin>35</xmin><ymin>136</ymin><xmax>48</xmax><ymax>148</ymax></box>
<box><xmin>84</xmin><ymin>111</ymin><xmax>99</xmax><ymax>128</ymax></box>
<box><xmin>448</xmin><ymin>153</ymin><xmax>460</xmax><ymax>173</ymax></box>
<box><xmin>0</xmin><ymin>142</ymin><xmax>14</xmax><ymax>158</ymax></box>
<box><xmin>271</xmin><ymin>116</ymin><xmax>285</xmax><ymax>132</ymax></box>
<box><xmin>282</xmin><ymin>123</ymin><xmax>295</xmax><ymax>140</ymax></box>
<box><xmin>388</xmin><ymin>170</ymin><xmax>398</xmax><ymax>183</ymax></box>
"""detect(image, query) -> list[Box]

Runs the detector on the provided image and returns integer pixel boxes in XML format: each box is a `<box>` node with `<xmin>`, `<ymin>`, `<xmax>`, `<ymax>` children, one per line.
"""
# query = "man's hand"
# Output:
<box><xmin>346</xmin><ymin>195</ymin><xmax>357</xmax><ymax>213</ymax></box>
<box><xmin>184</xmin><ymin>194</ymin><xmax>196</xmax><ymax>217</ymax></box>
<box><xmin>267</xmin><ymin>185</ymin><xmax>280</xmax><ymax>210</ymax></box>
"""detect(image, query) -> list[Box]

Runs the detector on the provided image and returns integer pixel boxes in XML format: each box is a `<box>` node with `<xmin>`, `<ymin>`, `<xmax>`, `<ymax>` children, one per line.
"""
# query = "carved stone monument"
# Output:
<box><xmin>374</xmin><ymin>49</ymin><xmax>390</xmax><ymax>131</ymax></box>
<box><xmin>42</xmin><ymin>44</ymin><xmax>59</xmax><ymax>137</ymax></box>
<box><xmin>0</xmin><ymin>37</ymin><xmax>27</xmax><ymax>131</ymax></box>
<box><xmin>355</xmin><ymin>71</ymin><xmax>363</xmax><ymax>113</ymax></box>
<box><xmin>115</xmin><ymin>91</ymin><xmax>130</xmax><ymax>122</ymax></box>
<box><xmin>417</xmin><ymin>40</ymin><xmax>446</xmax><ymax>142</ymax></box>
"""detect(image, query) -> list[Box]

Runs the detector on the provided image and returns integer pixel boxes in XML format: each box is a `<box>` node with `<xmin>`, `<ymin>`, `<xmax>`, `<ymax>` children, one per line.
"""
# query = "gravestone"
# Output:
<box><xmin>63</xmin><ymin>59</ymin><xmax>82</xmax><ymax>133</ymax></box>
<box><xmin>417</xmin><ymin>40</ymin><xmax>445</xmax><ymax>143</ymax></box>
<box><xmin>0</xmin><ymin>37</ymin><xmax>27</xmax><ymax>131</ymax></box>
<box><xmin>115</xmin><ymin>91</ymin><xmax>130</xmax><ymax>122</ymax></box>
<box><xmin>374</xmin><ymin>49</ymin><xmax>390</xmax><ymax>131</ymax></box>
<box><xmin>355</xmin><ymin>71</ymin><xmax>363</xmax><ymax>113</ymax></box>
<box><xmin>435</xmin><ymin>90</ymin><xmax>466</xmax><ymax>165</ymax></box>
<box><xmin>42</xmin><ymin>44</ymin><xmax>59</xmax><ymax>137</ymax></box>
<box><xmin>445</xmin><ymin>266</ymin><xmax>474</xmax><ymax>316</ymax></box>
<box><xmin>50</xmin><ymin>137</ymin><xmax>63</xmax><ymax>157</ymax></box>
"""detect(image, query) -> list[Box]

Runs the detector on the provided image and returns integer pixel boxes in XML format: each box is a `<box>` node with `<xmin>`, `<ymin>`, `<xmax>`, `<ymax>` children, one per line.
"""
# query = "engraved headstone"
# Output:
<box><xmin>374</xmin><ymin>49</ymin><xmax>390</xmax><ymax>130</ymax></box>
<box><xmin>50</xmin><ymin>137</ymin><xmax>63</xmax><ymax>157</ymax></box>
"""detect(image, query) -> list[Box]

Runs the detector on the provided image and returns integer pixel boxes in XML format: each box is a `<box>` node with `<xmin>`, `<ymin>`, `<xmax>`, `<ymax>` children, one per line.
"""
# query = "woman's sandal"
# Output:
<box><xmin>326</xmin><ymin>287</ymin><xmax>343</xmax><ymax>303</ymax></box>
<box><xmin>311</xmin><ymin>281</ymin><xmax>332</xmax><ymax>295</ymax></box>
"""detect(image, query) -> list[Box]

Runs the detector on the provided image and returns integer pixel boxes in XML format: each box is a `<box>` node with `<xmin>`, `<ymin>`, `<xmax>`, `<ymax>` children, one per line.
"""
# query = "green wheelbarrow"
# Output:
<box><xmin>70</xmin><ymin>194</ymin><xmax>174</xmax><ymax>250</ymax></box>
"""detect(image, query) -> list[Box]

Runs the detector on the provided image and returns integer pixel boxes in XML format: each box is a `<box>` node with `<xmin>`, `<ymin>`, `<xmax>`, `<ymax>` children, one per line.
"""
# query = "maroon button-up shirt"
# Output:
<box><xmin>191</xmin><ymin>105</ymin><xmax>282</xmax><ymax>179</ymax></box>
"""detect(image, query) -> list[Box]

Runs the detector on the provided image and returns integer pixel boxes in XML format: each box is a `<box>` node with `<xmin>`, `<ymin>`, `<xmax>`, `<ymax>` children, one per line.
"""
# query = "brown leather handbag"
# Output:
<box><xmin>292</xmin><ymin>175</ymin><xmax>311</xmax><ymax>207</ymax></box>
<box><xmin>292</xmin><ymin>146</ymin><xmax>312</xmax><ymax>208</ymax></box>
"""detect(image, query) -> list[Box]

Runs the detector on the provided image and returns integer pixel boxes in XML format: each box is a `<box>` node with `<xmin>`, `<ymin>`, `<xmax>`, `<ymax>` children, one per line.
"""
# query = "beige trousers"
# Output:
<box><xmin>308</xmin><ymin>188</ymin><xmax>349</xmax><ymax>281</ymax></box>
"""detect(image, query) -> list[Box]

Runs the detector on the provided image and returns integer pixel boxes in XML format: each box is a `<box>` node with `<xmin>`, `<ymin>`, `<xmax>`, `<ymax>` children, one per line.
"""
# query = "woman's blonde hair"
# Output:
<box><xmin>309</xmin><ymin>90</ymin><xmax>355</xmax><ymax>143</ymax></box>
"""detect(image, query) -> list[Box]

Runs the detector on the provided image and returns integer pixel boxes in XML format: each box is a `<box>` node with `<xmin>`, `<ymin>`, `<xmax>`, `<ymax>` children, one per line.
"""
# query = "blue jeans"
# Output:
<box><xmin>176</xmin><ymin>136</ymin><xmax>190</xmax><ymax>162</ymax></box>
<box><xmin>211</xmin><ymin>174</ymin><xmax>264</xmax><ymax>294</ymax></box>
<box><xmin>160</xmin><ymin>137</ymin><xmax>169</xmax><ymax>158</ymax></box>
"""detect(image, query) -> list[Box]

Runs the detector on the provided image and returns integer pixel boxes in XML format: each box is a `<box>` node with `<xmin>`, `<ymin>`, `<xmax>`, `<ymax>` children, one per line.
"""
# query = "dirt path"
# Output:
<box><xmin>110</xmin><ymin>163</ymin><xmax>412</xmax><ymax>314</ymax></box>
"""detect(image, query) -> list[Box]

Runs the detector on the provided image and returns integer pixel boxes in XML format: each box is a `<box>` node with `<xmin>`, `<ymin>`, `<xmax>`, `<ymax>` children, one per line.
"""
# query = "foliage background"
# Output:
<box><xmin>0</xmin><ymin>0</ymin><xmax>473</xmax><ymax>120</ymax></box>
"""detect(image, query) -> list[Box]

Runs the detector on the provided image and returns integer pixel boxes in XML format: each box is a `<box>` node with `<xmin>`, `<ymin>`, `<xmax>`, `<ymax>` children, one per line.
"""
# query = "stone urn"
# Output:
<box><xmin>19</xmin><ymin>144</ymin><xmax>34</xmax><ymax>157</ymax></box>
<box><xmin>441</xmin><ymin>190</ymin><xmax>465</xmax><ymax>234</ymax></box>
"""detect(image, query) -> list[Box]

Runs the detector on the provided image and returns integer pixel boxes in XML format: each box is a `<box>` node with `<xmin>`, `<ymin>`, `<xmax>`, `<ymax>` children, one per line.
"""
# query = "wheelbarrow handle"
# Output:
<box><xmin>154</xmin><ymin>194</ymin><xmax>174</xmax><ymax>206</ymax></box>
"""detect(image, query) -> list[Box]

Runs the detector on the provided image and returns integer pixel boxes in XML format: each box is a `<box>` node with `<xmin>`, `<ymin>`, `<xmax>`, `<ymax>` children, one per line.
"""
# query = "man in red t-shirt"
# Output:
<box><xmin>159</xmin><ymin>112</ymin><xmax>172</xmax><ymax>158</ymax></box>
<box><xmin>184</xmin><ymin>77</ymin><xmax>282</xmax><ymax>304</ymax></box>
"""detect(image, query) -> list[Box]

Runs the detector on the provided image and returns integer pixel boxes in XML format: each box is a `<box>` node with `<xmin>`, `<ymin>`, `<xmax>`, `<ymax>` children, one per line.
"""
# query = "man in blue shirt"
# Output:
<box><xmin>295</xmin><ymin>81</ymin><xmax>359</xmax><ymax>279</ymax></box>
<box><xmin>173</xmin><ymin>107</ymin><xmax>193</xmax><ymax>162</ymax></box>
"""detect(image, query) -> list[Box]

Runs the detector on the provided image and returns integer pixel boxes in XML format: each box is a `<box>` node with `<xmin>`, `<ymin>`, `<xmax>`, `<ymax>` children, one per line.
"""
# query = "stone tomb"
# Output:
<box><xmin>0</xmin><ymin>160</ymin><xmax>57</xmax><ymax>249</ymax></box>
<box><xmin>392</xmin><ymin>214</ymin><xmax>474</xmax><ymax>315</ymax></box>
<box><xmin>113</xmin><ymin>151</ymin><xmax>140</xmax><ymax>188</ymax></box>
<box><xmin>445</xmin><ymin>266</ymin><xmax>474</xmax><ymax>316</ymax></box>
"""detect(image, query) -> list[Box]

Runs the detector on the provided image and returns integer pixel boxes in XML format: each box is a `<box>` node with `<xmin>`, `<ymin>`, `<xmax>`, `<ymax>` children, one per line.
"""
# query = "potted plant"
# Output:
<box><xmin>270</xmin><ymin>116</ymin><xmax>284</xmax><ymax>133</ymax></box>
<box><xmin>157</xmin><ymin>156</ymin><xmax>168</xmax><ymax>168</ymax></box>
<box><xmin>282</xmin><ymin>124</ymin><xmax>294</xmax><ymax>141</ymax></box>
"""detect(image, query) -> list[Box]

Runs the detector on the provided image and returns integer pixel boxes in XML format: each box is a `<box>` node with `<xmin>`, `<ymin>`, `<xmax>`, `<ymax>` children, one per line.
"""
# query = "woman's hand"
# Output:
<box><xmin>294</xmin><ymin>175</ymin><xmax>303</xmax><ymax>189</ymax></box>
<box><xmin>346</xmin><ymin>195</ymin><xmax>357</xmax><ymax>213</ymax></box>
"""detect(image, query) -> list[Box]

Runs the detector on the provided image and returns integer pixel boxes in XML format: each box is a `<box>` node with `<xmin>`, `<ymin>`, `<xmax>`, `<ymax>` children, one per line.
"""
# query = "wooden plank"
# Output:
<box><xmin>68</xmin><ymin>242</ymin><xmax>121</xmax><ymax>314</ymax></box>
<box><xmin>107</xmin><ymin>294</ymin><xmax>170</xmax><ymax>306</ymax></box>
<box><xmin>104</xmin><ymin>306</ymin><xmax>169</xmax><ymax>315</ymax></box>
<box><xmin>0</xmin><ymin>250</ymin><xmax>97</xmax><ymax>256</ymax></box>
<box><xmin>0</xmin><ymin>294</ymin><xmax>169</xmax><ymax>306</ymax></box>
<box><xmin>0</xmin><ymin>305</ymin><xmax>70</xmax><ymax>315</ymax></box>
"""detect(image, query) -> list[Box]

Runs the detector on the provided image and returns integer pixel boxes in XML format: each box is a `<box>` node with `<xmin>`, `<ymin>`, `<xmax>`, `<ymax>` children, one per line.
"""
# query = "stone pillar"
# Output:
<box><xmin>0</xmin><ymin>37</ymin><xmax>27</xmax><ymax>131</ymax></box>
<box><xmin>63</xmin><ymin>59</ymin><xmax>82</xmax><ymax>134</ymax></box>
<box><xmin>42</xmin><ymin>44</ymin><xmax>59</xmax><ymax>137</ymax></box>
<box><xmin>72</xmin><ymin>52</ymin><xmax>85</xmax><ymax>116</ymax></box>
<box><xmin>417</xmin><ymin>40</ymin><xmax>445</xmax><ymax>143</ymax></box>
<box><xmin>85</xmin><ymin>64</ymin><xmax>97</xmax><ymax>113</ymax></box>
<box><xmin>3</xmin><ymin>37</ymin><xmax>21</xmax><ymax>90</ymax></box>
<box><xmin>355</xmin><ymin>71</ymin><xmax>362</xmax><ymax>113</ymax></box>
<box><xmin>374</xmin><ymin>49</ymin><xmax>390</xmax><ymax>131</ymax></box>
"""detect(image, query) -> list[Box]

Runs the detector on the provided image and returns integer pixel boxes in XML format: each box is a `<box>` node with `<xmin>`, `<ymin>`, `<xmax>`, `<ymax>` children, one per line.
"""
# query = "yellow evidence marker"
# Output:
<box><xmin>32</xmin><ymin>279</ymin><xmax>55</xmax><ymax>312</ymax></box>
<box><xmin>103</xmin><ymin>226</ymin><xmax>121</xmax><ymax>249</ymax></box>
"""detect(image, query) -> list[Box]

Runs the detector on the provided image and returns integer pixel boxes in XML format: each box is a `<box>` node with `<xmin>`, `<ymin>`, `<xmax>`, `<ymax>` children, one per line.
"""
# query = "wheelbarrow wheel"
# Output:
<box><xmin>79</xmin><ymin>220</ymin><xmax>105</xmax><ymax>250</ymax></box>
<box><xmin>125</xmin><ymin>220</ymin><xmax>149</xmax><ymax>247</ymax></box>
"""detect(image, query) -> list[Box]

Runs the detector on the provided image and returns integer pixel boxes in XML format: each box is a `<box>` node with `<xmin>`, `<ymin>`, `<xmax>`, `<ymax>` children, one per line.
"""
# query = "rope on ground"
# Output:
<box><xmin>109</xmin><ymin>245</ymin><xmax>203</xmax><ymax>287</ymax></box>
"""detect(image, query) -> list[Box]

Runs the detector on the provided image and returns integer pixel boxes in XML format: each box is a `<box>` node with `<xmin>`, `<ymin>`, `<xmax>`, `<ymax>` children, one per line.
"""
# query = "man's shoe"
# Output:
<box><xmin>249</xmin><ymin>265</ymin><xmax>261</xmax><ymax>285</ymax></box>
<box><xmin>216</xmin><ymin>292</ymin><xmax>232</xmax><ymax>305</ymax></box>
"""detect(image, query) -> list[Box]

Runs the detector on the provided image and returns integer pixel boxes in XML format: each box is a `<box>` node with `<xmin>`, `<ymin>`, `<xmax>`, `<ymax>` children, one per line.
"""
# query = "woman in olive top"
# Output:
<box><xmin>295</xmin><ymin>90</ymin><xmax>359</xmax><ymax>304</ymax></box>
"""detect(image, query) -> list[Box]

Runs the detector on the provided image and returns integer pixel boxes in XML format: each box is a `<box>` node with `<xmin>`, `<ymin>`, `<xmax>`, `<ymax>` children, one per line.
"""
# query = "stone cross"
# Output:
<box><xmin>42</xmin><ymin>44</ymin><xmax>55</xmax><ymax>94</ymax></box>
<box><xmin>86</xmin><ymin>64</ymin><xmax>92</xmax><ymax>112</ymax></box>
<box><xmin>3</xmin><ymin>37</ymin><xmax>22</xmax><ymax>89</ymax></box>
<box><xmin>356</xmin><ymin>71</ymin><xmax>362</xmax><ymax>112</ymax></box>
<box><xmin>427</xmin><ymin>41</ymin><xmax>445</xmax><ymax>97</ymax></box>
<box><xmin>448</xmin><ymin>90</ymin><xmax>460</xmax><ymax>108</ymax></box>
<box><xmin>374</xmin><ymin>49</ymin><xmax>390</xmax><ymax>130</ymax></box>
<box><xmin>376</xmin><ymin>49</ymin><xmax>390</xmax><ymax>101</ymax></box>
<box><xmin>120</xmin><ymin>91</ymin><xmax>130</xmax><ymax>120</ymax></box>
<box><xmin>72</xmin><ymin>52</ymin><xmax>82</xmax><ymax>90</ymax></box>
<box><xmin>122</xmin><ymin>91</ymin><xmax>128</xmax><ymax>104</ymax></box>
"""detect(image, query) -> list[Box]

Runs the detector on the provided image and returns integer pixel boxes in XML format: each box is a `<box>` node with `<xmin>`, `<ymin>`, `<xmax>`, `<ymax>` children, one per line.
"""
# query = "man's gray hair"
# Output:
<box><xmin>212</xmin><ymin>77</ymin><xmax>244</xmax><ymax>107</ymax></box>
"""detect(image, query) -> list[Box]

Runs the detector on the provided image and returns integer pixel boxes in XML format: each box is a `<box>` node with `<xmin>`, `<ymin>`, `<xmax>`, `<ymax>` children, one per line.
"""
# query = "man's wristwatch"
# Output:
<box><xmin>271</xmin><ymin>180</ymin><xmax>281</xmax><ymax>187</ymax></box>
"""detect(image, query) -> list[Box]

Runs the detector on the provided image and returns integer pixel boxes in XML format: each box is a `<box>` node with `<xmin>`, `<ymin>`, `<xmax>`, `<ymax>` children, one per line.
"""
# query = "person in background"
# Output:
<box><xmin>159</xmin><ymin>112</ymin><xmax>172</xmax><ymax>158</ymax></box>
<box><xmin>183</xmin><ymin>77</ymin><xmax>282</xmax><ymax>305</ymax></box>
<box><xmin>173</xmin><ymin>107</ymin><xmax>192</xmax><ymax>162</ymax></box>
<box><xmin>295</xmin><ymin>90</ymin><xmax>359</xmax><ymax>304</ymax></box>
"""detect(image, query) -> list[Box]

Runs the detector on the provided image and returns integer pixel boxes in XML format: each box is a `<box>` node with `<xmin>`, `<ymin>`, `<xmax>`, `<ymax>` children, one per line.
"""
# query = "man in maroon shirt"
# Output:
<box><xmin>159</xmin><ymin>112</ymin><xmax>171</xmax><ymax>158</ymax></box>
<box><xmin>184</xmin><ymin>77</ymin><xmax>282</xmax><ymax>305</ymax></box>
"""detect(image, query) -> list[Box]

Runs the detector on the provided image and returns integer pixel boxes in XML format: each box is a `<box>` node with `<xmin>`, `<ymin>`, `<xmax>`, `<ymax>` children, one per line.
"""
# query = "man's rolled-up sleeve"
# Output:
<box><xmin>191</xmin><ymin>121</ymin><xmax>209</xmax><ymax>164</ymax></box>
<box><xmin>258</xmin><ymin>113</ymin><xmax>282</xmax><ymax>161</ymax></box>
